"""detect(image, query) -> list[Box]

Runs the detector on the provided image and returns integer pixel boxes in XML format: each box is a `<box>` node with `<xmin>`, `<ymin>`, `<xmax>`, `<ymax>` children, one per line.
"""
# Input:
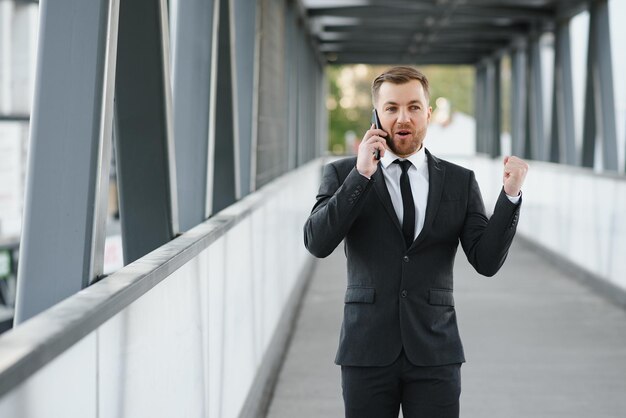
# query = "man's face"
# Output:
<box><xmin>375</xmin><ymin>80</ymin><xmax>432</xmax><ymax>158</ymax></box>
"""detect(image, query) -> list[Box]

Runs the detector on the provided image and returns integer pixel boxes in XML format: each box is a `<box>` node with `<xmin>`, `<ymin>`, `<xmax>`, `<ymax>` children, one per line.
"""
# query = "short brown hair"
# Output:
<box><xmin>371</xmin><ymin>66</ymin><xmax>430</xmax><ymax>105</ymax></box>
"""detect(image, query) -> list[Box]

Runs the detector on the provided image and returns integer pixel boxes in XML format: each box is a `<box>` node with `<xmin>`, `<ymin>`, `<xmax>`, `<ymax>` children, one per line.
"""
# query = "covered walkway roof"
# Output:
<box><xmin>305</xmin><ymin>0</ymin><xmax>588</xmax><ymax>64</ymax></box>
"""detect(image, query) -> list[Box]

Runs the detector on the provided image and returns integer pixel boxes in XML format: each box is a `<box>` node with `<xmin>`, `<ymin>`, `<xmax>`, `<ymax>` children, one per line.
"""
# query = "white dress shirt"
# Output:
<box><xmin>380</xmin><ymin>147</ymin><xmax>429</xmax><ymax>240</ymax></box>
<box><xmin>374</xmin><ymin>147</ymin><xmax>521</xmax><ymax>240</ymax></box>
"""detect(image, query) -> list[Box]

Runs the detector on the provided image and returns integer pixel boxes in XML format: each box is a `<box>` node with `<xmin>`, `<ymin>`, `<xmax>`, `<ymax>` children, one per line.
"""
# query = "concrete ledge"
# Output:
<box><xmin>516</xmin><ymin>234</ymin><xmax>626</xmax><ymax>310</ymax></box>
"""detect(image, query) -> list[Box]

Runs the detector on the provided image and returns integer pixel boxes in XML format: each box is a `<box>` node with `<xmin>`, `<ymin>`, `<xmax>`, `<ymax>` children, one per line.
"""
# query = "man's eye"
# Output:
<box><xmin>386</xmin><ymin>107</ymin><xmax>396</xmax><ymax>112</ymax></box>
<box><xmin>410</xmin><ymin>106</ymin><xmax>420</xmax><ymax>111</ymax></box>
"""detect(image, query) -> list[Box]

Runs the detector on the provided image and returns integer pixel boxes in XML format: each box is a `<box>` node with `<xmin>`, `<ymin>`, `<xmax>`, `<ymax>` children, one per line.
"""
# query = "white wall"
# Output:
<box><xmin>0</xmin><ymin>160</ymin><xmax>321</xmax><ymax>418</ymax></box>
<box><xmin>455</xmin><ymin>156</ymin><xmax>626</xmax><ymax>291</ymax></box>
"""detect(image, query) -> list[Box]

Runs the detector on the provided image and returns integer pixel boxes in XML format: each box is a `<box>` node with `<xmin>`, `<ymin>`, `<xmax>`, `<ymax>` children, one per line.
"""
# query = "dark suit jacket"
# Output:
<box><xmin>303</xmin><ymin>150</ymin><xmax>521</xmax><ymax>367</ymax></box>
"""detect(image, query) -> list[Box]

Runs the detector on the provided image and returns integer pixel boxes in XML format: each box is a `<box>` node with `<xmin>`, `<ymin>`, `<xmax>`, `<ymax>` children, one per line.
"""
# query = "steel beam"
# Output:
<box><xmin>526</xmin><ymin>36</ymin><xmax>545</xmax><ymax>160</ymax></box>
<box><xmin>14</xmin><ymin>0</ymin><xmax>119</xmax><ymax>324</ymax></box>
<box><xmin>309</xmin><ymin>4</ymin><xmax>552</xmax><ymax>20</ymax></box>
<box><xmin>171</xmin><ymin>0</ymin><xmax>215</xmax><ymax>231</ymax></box>
<box><xmin>581</xmin><ymin>0</ymin><xmax>618</xmax><ymax>171</ymax></box>
<box><xmin>114</xmin><ymin>0</ymin><xmax>178</xmax><ymax>264</ymax></box>
<box><xmin>491</xmin><ymin>57</ymin><xmax>502</xmax><ymax>158</ymax></box>
<box><xmin>475</xmin><ymin>65</ymin><xmax>486</xmax><ymax>154</ymax></box>
<box><xmin>297</xmin><ymin>26</ymin><xmax>310</xmax><ymax>166</ymax></box>
<box><xmin>549</xmin><ymin>19</ymin><xmax>576</xmax><ymax>165</ymax></box>
<box><xmin>333</xmin><ymin>52</ymin><xmax>482</xmax><ymax>65</ymax></box>
<box><xmin>511</xmin><ymin>45</ymin><xmax>527</xmax><ymax>157</ymax></box>
<box><xmin>285</xmin><ymin>3</ymin><xmax>299</xmax><ymax>171</ymax></box>
<box><xmin>210</xmin><ymin>0</ymin><xmax>237</xmax><ymax>213</ymax></box>
<box><xmin>232</xmin><ymin>0</ymin><xmax>258</xmax><ymax>198</ymax></box>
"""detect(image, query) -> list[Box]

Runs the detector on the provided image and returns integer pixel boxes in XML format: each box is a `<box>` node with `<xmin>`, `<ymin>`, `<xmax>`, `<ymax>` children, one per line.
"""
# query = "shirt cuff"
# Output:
<box><xmin>505</xmin><ymin>191</ymin><xmax>521</xmax><ymax>205</ymax></box>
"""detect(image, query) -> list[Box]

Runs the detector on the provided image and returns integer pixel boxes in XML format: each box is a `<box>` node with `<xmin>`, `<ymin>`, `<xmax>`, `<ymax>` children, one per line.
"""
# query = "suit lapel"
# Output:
<box><xmin>409</xmin><ymin>150</ymin><xmax>445</xmax><ymax>251</ymax></box>
<box><xmin>372</xmin><ymin>164</ymin><xmax>403</xmax><ymax>236</ymax></box>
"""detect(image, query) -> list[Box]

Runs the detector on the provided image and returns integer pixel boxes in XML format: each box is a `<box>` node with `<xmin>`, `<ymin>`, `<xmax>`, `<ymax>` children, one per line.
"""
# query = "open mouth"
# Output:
<box><xmin>395</xmin><ymin>129</ymin><xmax>412</xmax><ymax>139</ymax></box>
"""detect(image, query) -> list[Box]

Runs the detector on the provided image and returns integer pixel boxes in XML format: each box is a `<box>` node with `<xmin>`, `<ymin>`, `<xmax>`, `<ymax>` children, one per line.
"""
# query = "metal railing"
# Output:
<box><xmin>0</xmin><ymin>159</ymin><xmax>321</xmax><ymax>417</ymax></box>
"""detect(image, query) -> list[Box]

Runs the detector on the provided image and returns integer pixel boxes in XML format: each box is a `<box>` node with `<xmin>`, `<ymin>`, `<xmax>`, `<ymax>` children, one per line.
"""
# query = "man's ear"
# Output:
<box><xmin>427</xmin><ymin>106</ymin><xmax>433</xmax><ymax>122</ymax></box>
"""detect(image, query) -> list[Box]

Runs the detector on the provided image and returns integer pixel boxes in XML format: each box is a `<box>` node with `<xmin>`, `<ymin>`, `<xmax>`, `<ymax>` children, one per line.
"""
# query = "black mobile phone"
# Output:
<box><xmin>371</xmin><ymin>109</ymin><xmax>384</xmax><ymax>160</ymax></box>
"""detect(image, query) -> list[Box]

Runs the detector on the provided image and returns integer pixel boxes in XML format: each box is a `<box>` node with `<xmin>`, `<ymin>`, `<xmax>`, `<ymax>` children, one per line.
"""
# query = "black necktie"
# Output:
<box><xmin>394</xmin><ymin>159</ymin><xmax>415</xmax><ymax>248</ymax></box>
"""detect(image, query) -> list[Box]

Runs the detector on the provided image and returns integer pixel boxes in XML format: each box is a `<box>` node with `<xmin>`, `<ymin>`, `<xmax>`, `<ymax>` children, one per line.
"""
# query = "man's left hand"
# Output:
<box><xmin>502</xmin><ymin>156</ymin><xmax>528</xmax><ymax>197</ymax></box>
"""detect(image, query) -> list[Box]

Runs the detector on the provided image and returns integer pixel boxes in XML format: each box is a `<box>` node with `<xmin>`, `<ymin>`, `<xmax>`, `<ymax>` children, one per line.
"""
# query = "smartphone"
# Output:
<box><xmin>371</xmin><ymin>109</ymin><xmax>384</xmax><ymax>160</ymax></box>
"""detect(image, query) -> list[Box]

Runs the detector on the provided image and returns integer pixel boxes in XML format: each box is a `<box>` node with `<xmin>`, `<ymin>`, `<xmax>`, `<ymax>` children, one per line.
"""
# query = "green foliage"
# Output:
<box><xmin>326</xmin><ymin>64</ymin><xmax>475</xmax><ymax>154</ymax></box>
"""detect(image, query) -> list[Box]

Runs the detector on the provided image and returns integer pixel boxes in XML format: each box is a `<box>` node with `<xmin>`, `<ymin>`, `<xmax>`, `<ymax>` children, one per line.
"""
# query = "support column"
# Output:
<box><xmin>581</xmin><ymin>0</ymin><xmax>618</xmax><ymax>171</ymax></box>
<box><xmin>115</xmin><ymin>0</ymin><xmax>178</xmax><ymax>264</ymax></box>
<box><xmin>210</xmin><ymin>0</ymin><xmax>236</xmax><ymax>213</ymax></box>
<box><xmin>526</xmin><ymin>35</ymin><xmax>545</xmax><ymax>161</ymax></box>
<box><xmin>483</xmin><ymin>62</ymin><xmax>494</xmax><ymax>156</ymax></box>
<box><xmin>490</xmin><ymin>57</ymin><xmax>502</xmax><ymax>158</ymax></box>
<box><xmin>511</xmin><ymin>43</ymin><xmax>527</xmax><ymax>158</ymax></box>
<box><xmin>232</xmin><ymin>0</ymin><xmax>258</xmax><ymax>198</ymax></box>
<box><xmin>550</xmin><ymin>19</ymin><xmax>577</xmax><ymax>165</ymax></box>
<box><xmin>15</xmin><ymin>0</ymin><xmax>119</xmax><ymax>323</ymax></box>
<box><xmin>297</xmin><ymin>24</ymin><xmax>308</xmax><ymax>165</ymax></box>
<box><xmin>284</xmin><ymin>3</ymin><xmax>298</xmax><ymax>170</ymax></box>
<box><xmin>474</xmin><ymin>64</ymin><xmax>485</xmax><ymax>154</ymax></box>
<box><xmin>315</xmin><ymin>65</ymin><xmax>322</xmax><ymax>158</ymax></box>
<box><xmin>171</xmin><ymin>0</ymin><xmax>215</xmax><ymax>231</ymax></box>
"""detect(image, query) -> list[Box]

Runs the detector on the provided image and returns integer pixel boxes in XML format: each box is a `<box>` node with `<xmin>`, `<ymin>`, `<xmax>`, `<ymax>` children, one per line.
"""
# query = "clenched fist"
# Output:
<box><xmin>503</xmin><ymin>156</ymin><xmax>528</xmax><ymax>197</ymax></box>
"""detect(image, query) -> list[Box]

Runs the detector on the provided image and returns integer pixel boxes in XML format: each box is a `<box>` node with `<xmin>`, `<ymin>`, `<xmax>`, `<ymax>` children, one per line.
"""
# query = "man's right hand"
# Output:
<box><xmin>356</xmin><ymin>124</ymin><xmax>388</xmax><ymax>178</ymax></box>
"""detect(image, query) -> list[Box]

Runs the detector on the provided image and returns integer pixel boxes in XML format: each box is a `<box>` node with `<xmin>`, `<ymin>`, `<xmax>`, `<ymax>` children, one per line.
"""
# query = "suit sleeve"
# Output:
<box><xmin>303</xmin><ymin>163</ymin><xmax>373</xmax><ymax>258</ymax></box>
<box><xmin>460</xmin><ymin>171</ymin><xmax>521</xmax><ymax>277</ymax></box>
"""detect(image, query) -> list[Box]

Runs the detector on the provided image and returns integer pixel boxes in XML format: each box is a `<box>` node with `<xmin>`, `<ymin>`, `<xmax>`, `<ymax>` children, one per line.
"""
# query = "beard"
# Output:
<box><xmin>386</xmin><ymin>123</ymin><xmax>427</xmax><ymax>157</ymax></box>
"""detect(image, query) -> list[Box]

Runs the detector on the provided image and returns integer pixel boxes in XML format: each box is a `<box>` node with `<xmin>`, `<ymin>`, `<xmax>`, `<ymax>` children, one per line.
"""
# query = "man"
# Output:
<box><xmin>303</xmin><ymin>66</ymin><xmax>528</xmax><ymax>418</ymax></box>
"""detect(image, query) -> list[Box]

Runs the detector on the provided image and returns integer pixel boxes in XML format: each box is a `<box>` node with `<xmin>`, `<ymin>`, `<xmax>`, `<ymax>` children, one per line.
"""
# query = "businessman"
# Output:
<box><xmin>303</xmin><ymin>66</ymin><xmax>528</xmax><ymax>418</ymax></box>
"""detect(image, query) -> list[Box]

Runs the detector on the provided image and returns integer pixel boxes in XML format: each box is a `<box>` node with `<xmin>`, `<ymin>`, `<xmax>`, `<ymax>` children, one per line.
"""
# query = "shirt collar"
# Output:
<box><xmin>381</xmin><ymin>145</ymin><xmax>427</xmax><ymax>171</ymax></box>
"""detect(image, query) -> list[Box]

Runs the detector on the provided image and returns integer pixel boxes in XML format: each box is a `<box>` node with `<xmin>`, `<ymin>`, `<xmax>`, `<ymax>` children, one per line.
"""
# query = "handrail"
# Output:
<box><xmin>471</xmin><ymin>153</ymin><xmax>626</xmax><ymax>181</ymax></box>
<box><xmin>0</xmin><ymin>159</ymin><xmax>319</xmax><ymax>398</ymax></box>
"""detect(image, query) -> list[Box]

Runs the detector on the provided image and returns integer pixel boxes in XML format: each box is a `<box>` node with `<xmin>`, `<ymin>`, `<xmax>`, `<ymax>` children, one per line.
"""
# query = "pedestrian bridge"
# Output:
<box><xmin>0</xmin><ymin>0</ymin><xmax>625</xmax><ymax>417</ymax></box>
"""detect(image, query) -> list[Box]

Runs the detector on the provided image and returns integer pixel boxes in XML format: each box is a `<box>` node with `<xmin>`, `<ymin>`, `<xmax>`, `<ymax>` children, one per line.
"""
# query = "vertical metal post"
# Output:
<box><xmin>171</xmin><ymin>0</ymin><xmax>215</xmax><ymax>231</ymax></box>
<box><xmin>550</xmin><ymin>19</ymin><xmax>577</xmax><ymax>165</ymax></box>
<box><xmin>491</xmin><ymin>57</ymin><xmax>502</xmax><ymax>158</ymax></box>
<box><xmin>115</xmin><ymin>0</ymin><xmax>178</xmax><ymax>264</ymax></box>
<box><xmin>483</xmin><ymin>62</ymin><xmax>493</xmax><ymax>156</ymax></box>
<box><xmin>304</xmin><ymin>46</ymin><xmax>315</xmax><ymax>162</ymax></box>
<box><xmin>284</xmin><ymin>3</ymin><xmax>298</xmax><ymax>169</ymax></box>
<box><xmin>511</xmin><ymin>43</ymin><xmax>527</xmax><ymax>157</ymax></box>
<box><xmin>527</xmin><ymin>35</ymin><xmax>545</xmax><ymax>161</ymax></box>
<box><xmin>231</xmin><ymin>0</ymin><xmax>258</xmax><ymax>198</ymax></box>
<box><xmin>474</xmin><ymin>65</ymin><xmax>484</xmax><ymax>154</ymax></box>
<box><xmin>297</xmin><ymin>22</ymin><xmax>308</xmax><ymax>165</ymax></box>
<box><xmin>581</xmin><ymin>0</ymin><xmax>618</xmax><ymax>171</ymax></box>
<box><xmin>210</xmin><ymin>0</ymin><xmax>236</xmax><ymax>214</ymax></box>
<box><xmin>15</xmin><ymin>0</ymin><xmax>119</xmax><ymax>324</ymax></box>
<box><xmin>478</xmin><ymin>64</ymin><xmax>489</xmax><ymax>155</ymax></box>
<box><xmin>317</xmin><ymin>65</ymin><xmax>324</xmax><ymax>158</ymax></box>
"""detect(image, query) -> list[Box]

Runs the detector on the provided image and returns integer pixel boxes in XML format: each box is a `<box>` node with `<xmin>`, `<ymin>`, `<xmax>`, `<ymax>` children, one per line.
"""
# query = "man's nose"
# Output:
<box><xmin>397</xmin><ymin>108</ymin><xmax>410</xmax><ymax>122</ymax></box>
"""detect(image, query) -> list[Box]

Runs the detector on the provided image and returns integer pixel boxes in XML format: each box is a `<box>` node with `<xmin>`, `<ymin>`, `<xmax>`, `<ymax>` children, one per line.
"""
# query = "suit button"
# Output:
<box><xmin>403</xmin><ymin>256</ymin><xmax>409</xmax><ymax>262</ymax></box>
<box><xmin>401</xmin><ymin>290</ymin><xmax>408</xmax><ymax>298</ymax></box>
